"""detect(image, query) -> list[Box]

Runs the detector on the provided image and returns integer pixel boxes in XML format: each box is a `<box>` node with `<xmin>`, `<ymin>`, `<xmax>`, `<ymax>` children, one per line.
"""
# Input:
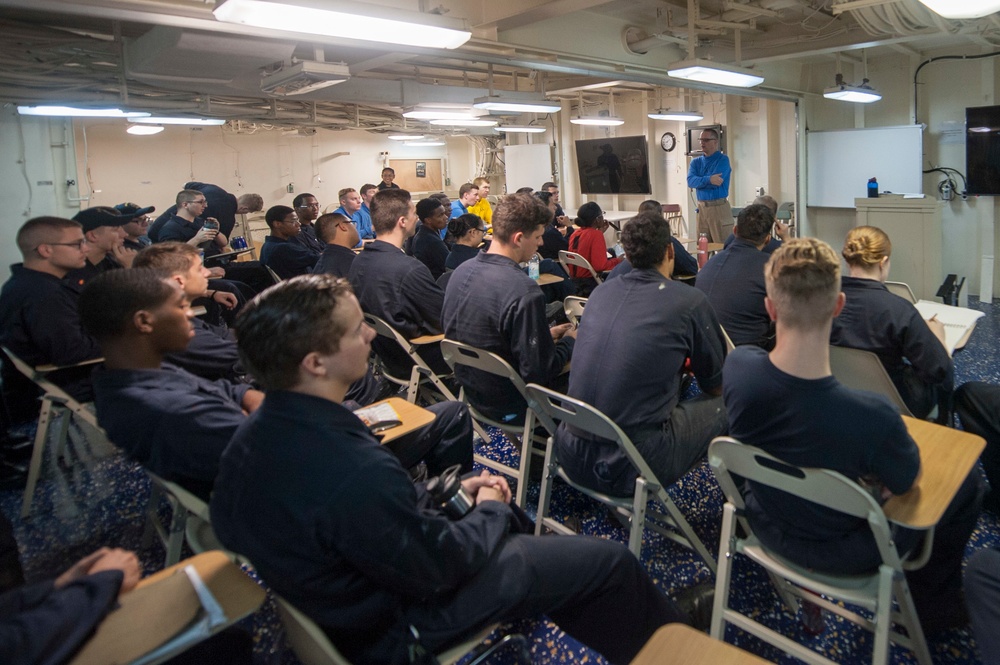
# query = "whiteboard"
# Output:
<box><xmin>503</xmin><ymin>143</ymin><xmax>552</xmax><ymax>192</ymax></box>
<box><xmin>806</xmin><ymin>125</ymin><xmax>923</xmax><ymax>208</ymax></box>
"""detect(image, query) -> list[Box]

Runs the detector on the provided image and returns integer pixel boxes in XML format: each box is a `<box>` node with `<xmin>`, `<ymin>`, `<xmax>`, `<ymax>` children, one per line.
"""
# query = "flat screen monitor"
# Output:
<box><xmin>967</xmin><ymin>105</ymin><xmax>1000</xmax><ymax>196</ymax></box>
<box><xmin>574</xmin><ymin>136</ymin><xmax>652</xmax><ymax>195</ymax></box>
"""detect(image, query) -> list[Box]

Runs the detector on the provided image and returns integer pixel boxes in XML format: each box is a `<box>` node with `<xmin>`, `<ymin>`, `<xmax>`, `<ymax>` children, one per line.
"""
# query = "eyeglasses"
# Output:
<box><xmin>477</xmin><ymin>227</ymin><xmax>488</xmax><ymax>233</ymax></box>
<box><xmin>297</xmin><ymin>203</ymin><xmax>321</xmax><ymax>209</ymax></box>
<box><xmin>187</xmin><ymin>199</ymin><xmax>207</xmax><ymax>205</ymax></box>
<box><xmin>699</xmin><ymin>138</ymin><xmax>717</xmax><ymax>143</ymax></box>
<box><xmin>37</xmin><ymin>239</ymin><xmax>87</xmax><ymax>250</ymax></box>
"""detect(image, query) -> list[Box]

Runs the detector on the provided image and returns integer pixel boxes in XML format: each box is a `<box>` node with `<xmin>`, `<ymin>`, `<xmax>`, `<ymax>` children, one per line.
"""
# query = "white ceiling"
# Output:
<box><xmin>0</xmin><ymin>0</ymin><xmax>996</xmax><ymax>132</ymax></box>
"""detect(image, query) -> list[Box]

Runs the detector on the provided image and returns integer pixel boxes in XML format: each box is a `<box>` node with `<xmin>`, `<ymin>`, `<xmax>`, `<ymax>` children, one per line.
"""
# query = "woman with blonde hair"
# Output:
<box><xmin>830</xmin><ymin>225</ymin><xmax>952</xmax><ymax>419</ymax></box>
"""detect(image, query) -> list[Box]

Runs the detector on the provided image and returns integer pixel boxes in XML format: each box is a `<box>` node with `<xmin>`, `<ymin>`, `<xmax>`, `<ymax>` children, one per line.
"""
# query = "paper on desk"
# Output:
<box><xmin>914</xmin><ymin>300</ymin><xmax>984</xmax><ymax>354</ymax></box>
<box><xmin>901</xmin><ymin>193</ymin><xmax>925</xmax><ymax>199</ymax></box>
<box><xmin>354</xmin><ymin>402</ymin><xmax>399</xmax><ymax>426</ymax></box>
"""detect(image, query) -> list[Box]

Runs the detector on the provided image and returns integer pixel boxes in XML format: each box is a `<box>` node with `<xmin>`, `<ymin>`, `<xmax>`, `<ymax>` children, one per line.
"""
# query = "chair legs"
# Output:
<box><xmin>21</xmin><ymin>396</ymin><xmax>60</xmax><ymax>519</ymax></box>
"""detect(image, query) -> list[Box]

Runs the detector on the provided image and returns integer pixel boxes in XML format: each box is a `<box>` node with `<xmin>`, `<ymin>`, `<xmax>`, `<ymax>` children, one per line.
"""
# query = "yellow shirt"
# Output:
<box><xmin>467</xmin><ymin>198</ymin><xmax>493</xmax><ymax>226</ymax></box>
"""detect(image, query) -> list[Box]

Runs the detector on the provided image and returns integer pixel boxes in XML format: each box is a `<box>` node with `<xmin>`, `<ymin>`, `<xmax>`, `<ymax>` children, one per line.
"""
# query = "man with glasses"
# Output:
<box><xmin>0</xmin><ymin>217</ymin><xmax>103</xmax><ymax>482</ymax></box>
<box><xmin>261</xmin><ymin>205</ymin><xmax>321</xmax><ymax>280</ymax></box>
<box><xmin>291</xmin><ymin>193</ymin><xmax>325</xmax><ymax>253</ymax></box>
<box><xmin>686</xmin><ymin>128</ymin><xmax>731</xmax><ymax>243</ymax></box>
<box><xmin>116</xmin><ymin>202</ymin><xmax>155</xmax><ymax>251</ymax></box>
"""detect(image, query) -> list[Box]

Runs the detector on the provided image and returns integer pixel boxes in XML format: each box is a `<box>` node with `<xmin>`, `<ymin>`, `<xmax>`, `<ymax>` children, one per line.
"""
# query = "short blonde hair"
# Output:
<box><xmin>473</xmin><ymin>177</ymin><xmax>490</xmax><ymax>187</ymax></box>
<box><xmin>765</xmin><ymin>238</ymin><xmax>841</xmax><ymax>330</ymax></box>
<box><xmin>842</xmin><ymin>226</ymin><xmax>891</xmax><ymax>268</ymax></box>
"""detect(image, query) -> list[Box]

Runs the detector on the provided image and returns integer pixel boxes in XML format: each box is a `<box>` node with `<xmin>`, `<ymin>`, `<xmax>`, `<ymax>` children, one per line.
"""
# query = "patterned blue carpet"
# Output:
<box><xmin>4</xmin><ymin>296</ymin><xmax>999</xmax><ymax>664</ymax></box>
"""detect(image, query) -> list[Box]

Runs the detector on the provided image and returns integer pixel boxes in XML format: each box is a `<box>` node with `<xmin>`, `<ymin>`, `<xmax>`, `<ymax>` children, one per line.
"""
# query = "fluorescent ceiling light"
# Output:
<box><xmin>131</xmin><ymin>116</ymin><xmax>227</xmax><ymax>125</ymax></box>
<box><xmin>402</xmin><ymin>109</ymin><xmax>481</xmax><ymax>120</ymax></box>
<box><xmin>667</xmin><ymin>59</ymin><xmax>764</xmax><ymax>88</ymax></box>
<box><xmin>260</xmin><ymin>61</ymin><xmax>350</xmax><ymax>96</ymax></box>
<box><xmin>17</xmin><ymin>105</ymin><xmax>151</xmax><ymax>118</ymax></box>
<box><xmin>387</xmin><ymin>134</ymin><xmax>425</xmax><ymax>140</ymax></box>
<box><xmin>126</xmin><ymin>124</ymin><xmax>164</xmax><ymax>135</ymax></box>
<box><xmin>429</xmin><ymin>118</ymin><xmax>497</xmax><ymax>127</ymax></box>
<box><xmin>915</xmin><ymin>0</ymin><xmax>1000</xmax><ymax>18</ymax></box>
<box><xmin>823</xmin><ymin>86</ymin><xmax>881</xmax><ymax>103</ymax></box>
<box><xmin>404</xmin><ymin>140</ymin><xmax>446</xmax><ymax>146</ymax></box>
<box><xmin>494</xmin><ymin>125</ymin><xmax>546</xmax><ymax>133</ymax></box>
<box><xmin>647</xmin><ymin>109</ymin><xmax>704</xmax><ymax>121</ymax></box>
<box><xmin>472</xmin><ymin>95</ymin><xmax>561</xmax><ymax>114</ymax></box>
<box><xmin>213</xmin><ymin>0</ymin><xmax>471</xmax><ymax>49</ymax></box>
<box><xmin>570</xmin><ymin>116</ymin><xmax>625</xmax><ymax>126</ymax></box>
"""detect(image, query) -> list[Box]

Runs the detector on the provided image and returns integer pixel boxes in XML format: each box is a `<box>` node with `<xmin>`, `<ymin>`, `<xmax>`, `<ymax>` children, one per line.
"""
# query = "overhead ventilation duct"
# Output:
<box><xmin>260</xmin><ymin>61</ymin><xmax>351</xmax><ymax>96</ymax></box>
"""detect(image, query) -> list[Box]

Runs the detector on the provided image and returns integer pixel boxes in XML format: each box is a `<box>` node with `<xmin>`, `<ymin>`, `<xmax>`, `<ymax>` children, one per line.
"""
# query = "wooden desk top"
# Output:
<box><xmin>137</xmin><ymin>550</ymin><xmax>265</xmax><ymax>622</ymax></box>
<box><xmin>630</xmin><ymin>624</ymin><xmax>769</xmax><ymax>665</ymax></box>
<box><xmin>358</xmin><ymin>397</ymin><xmax>436</xmax><ymax>444</ymax></box>
<box><xmin>204</xmin><ymin>248</ymin><xmax>254</xmax><ymax>262</ymax></box>
<box><xmin>410</xmin><ymin>333</ymin><xmax>445</xmax><ymax>345</ymax></box>
<box><xmin>538</xmin><ymin>273</ymin><xmax>565</xmax><ymax>285</ymax></box>
<box><xmin>882</xmin><ymin>416</ymin><xmax>985</xmax><ymax>529</ymax></box>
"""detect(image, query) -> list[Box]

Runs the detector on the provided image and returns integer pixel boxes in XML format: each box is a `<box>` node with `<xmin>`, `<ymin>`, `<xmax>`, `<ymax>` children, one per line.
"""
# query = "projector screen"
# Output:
<box><xmin>806</xmin><ymin>125</ymin><xmax>923</xmax><ymax>208</ymax></box>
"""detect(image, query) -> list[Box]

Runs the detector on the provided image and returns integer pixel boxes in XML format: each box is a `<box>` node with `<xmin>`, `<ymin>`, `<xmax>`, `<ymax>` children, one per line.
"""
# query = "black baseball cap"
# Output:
<box><xmin>114</xmin><ymin>202</ymin><xmax>156</xmax><ymax>218</ymax></box>
<box><xmin>72</xmin><ymin>207</ymin><xmax>132</xmax><ymax>233</ymax></box>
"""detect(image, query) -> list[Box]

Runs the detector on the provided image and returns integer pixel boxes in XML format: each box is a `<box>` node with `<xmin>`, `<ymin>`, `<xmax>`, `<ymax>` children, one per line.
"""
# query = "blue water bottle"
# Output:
<box><xmin>867</xmin><ymin>177</ymin><xmax>878</xmax><ymax>198</ymax></box>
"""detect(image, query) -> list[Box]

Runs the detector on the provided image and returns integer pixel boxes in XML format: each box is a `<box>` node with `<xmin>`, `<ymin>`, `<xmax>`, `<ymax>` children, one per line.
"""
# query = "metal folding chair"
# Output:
<box><xmin>563</xmin><ymin>295</ymin><xmax>588</xmax><ymax>327</ymax></box>
<box><xmin>440</xmin><ymin>339</ymin><xmax>556</xmax><ymax>508</ymax></box>
<box><xmin>1</xmin><ymin>346</ymin><xmax>106</xmax><ymax>518</ymax></box>
<box><xmin>144</xmin><ymin>471</ymin><xmax>228</xmax><ymax>567</ymax></box>
<box><xmin>708</xmin><ymin>437</ymin><xmax>932</xmax><ymax>665</ymax></box>
<box><xmin>828</xmin><ymin>345</ymin><xmax>913</xmax><ymax>417</ymax></box>
<box><xmin>885</xmin><ymin>281</ymin><xmax>917</xmax><ymax>303</ymax></box>
<box><xmin>527</xmin><ymin>384</ymin><xmax>717</xmax><ymax>573</ymax></box>
<box><xmin>273</xmin><ymin>595</ymin><xmax>530</xmax><ymax>665</ymax></box>
<box><xmin>662</xmin><ymin>203</ymin><xmax>687</xmax><ymax>238</ymax></box>
<box><xmin>558</xmin><ymin>250</ymin><xmax>603</xmax><ymax>285</ymax></box>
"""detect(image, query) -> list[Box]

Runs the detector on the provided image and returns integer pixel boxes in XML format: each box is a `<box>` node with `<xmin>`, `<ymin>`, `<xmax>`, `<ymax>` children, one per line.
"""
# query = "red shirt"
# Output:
<box><xmin>567</xmin><ymin>227</ymin><xmax>622</xmax><ymax>277</ymax></box>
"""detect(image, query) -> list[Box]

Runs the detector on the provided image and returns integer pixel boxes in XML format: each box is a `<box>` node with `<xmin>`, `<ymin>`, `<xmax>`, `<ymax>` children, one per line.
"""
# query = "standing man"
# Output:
<box><xmin>467</xmin><ymin>177</ymin><xmax>493</xmax><ymax>227</ymax></box>
<box><xmin>291</xmin><ymin>193</ymin><xmax>325</xmax><ymax>253</ymax></box>
<box><xmin>686</xmin><ymin>128</ymin><xmax>731</xmax><ymax>243</ymax></box>
<box><xmin>354</xmin><ymin>184</ymin><xmax>377</xmax><ymax>243</ymax></box>
<box><xmin>450</xmin><ymin>183</ymin><xmax>479</xmax><ymax>220</ymax></box>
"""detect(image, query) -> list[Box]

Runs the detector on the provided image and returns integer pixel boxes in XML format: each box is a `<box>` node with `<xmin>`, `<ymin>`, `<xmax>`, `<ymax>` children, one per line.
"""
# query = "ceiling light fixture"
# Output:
<box><xmin>823</xmin><ymin>75</ymin><xmax>881</xmax><ymax>104</ymax></box>
<box><xmin>126</xmin><ymin>124</ymin><xmax>164</xmax><ymax>135</ymax></box>
<box><xmin>17</xmin><ymin>105</ymin><xmax>151</xmax><ymax>118</ymax></box>
<box><xmin>429</xmin><ymin>118</ymin><xmax>497</xmax><ymax>127</ymax></box>
<box><xmin>915</xmin><ymin>0</ymin><xmax>1000</xmax><ymax>18</ymax></box>
<box><xmin>387</xmin><ymin>134</ymin><xmax>425</xmax><ymax>140</ymax></box>
<box><xmin>667</xmin><ymin>59</ymin><xmax>764</xmax><ymax>88</ymax></box>
<box><xmin>213</xmin><ymin>0</ymin><xmax>471</xmax><ymax>49</ymax></box>
<box><xmin>130</xmin><ymin>116</ymin><xmax>227</xmax><ymax>125</ymax></box>
<box><xmin>570</xmin><ymin>116</ymin><xmax>625</xmax><ymax>126</ymax></box>
<box><xmin>260</xmin><ymin>61</ymin><xmax>350</xmax><ymax>96</ymax></box>
<box><xmin>472</xmin><ymin>95</ymin><xmax>561</xmax><ymax>114</ymax></box>
<box><xmin>404</xmin><ymin>140</ymin><xmax>446</xmax><ymax>147</ymax></box>
<box><xmin>494</xmin><ymin>125</ymin><xmax>546</xmax><ymax>133</ymax></box>
<box><xmin>402</xmin><ymin>109</ymin><xmax>481</xmax><ymax>121</ymax></box>
<box><xmin>647</xmin><ymin>109</ymin><xmax>704</xmax><ymax>121</ymax></box>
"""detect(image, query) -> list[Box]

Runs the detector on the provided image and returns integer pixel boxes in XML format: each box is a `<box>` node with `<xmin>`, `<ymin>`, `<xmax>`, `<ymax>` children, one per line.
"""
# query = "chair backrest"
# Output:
<box><xmin>563</xmin><ymin>296</ymin><xmax>588</xmax><ymax>327</ymax></box>
<box><xmin>440</xmin><ymin>339</ymin><xmax>556</xmax><ymax>432</ymax></box>
<box><xmin>273</xmin><ymin>595</ymin><xmax>348</xmax><ymax>665</ymax></box>
<box><xmin>362</xmin><ymin>313</ymin><xmax>435</xmax><ymax>384</ymax></box>
<box><xmin>828</xmin><ymin>345</ymin><xmax>913</xmax><ymax>416</ymax></box>
<box><xmin>662</xmin><ymin>204</ymin><xmax>685</xmax><ymax>237</ymax></box>
<box><xmin>265</xmin><ymin>265</ymin><xmax>283</xmax><ymax>284</ymax></box>
<box><xmin>526</xmin><ymin>383</ymin><xmax>662</xmax><ymax>489</ymax></box>
<box><xmin>558</xmin><ymin>250</ymin><xmax>601</xmax><ymax>283</ymax></box>
<box><xmin>885</xmin><ymin>281</ymin><xmax>917</xmax><ymax>303</ymax></box>
<box><xmin>708</xmin><ymin>436</ymin><xmax>903</xmax><ymax>571</ymax></box>
<box><xmin>147</xmin><ymin>471</ymin><xmax>211</xmax><ymax>522</ymax></box>
<box><xmin>719</xmin><ymin>325</ymin><xmax>736</xmax><ymax>353</ymax></box>
<box><xmin>436</xmin><ymin>270</ymin><xmax>453</xmax><ymax>290</ymax></box>
<box><xmin>1</xmin><ymin>345</ymin><xmax>86</xmax><ymax>406</ymax></box>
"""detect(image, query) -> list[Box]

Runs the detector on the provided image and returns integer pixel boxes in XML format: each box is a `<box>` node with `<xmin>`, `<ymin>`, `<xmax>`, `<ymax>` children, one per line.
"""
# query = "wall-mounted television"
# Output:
<box><xmin>574</xmin><ymin>136</ymin><xmax>651</xmax><ymax>195</ymax></box>
<box><xmin>967</xmin><ymin>105</ymin><xmax>1000</xmax><ymax>196</ymax></box>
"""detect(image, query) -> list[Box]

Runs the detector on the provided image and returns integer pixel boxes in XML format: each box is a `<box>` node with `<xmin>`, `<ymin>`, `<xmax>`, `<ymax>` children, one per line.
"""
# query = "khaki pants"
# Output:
<box><xmin>697</xmin><ymin>198</ymin><xmax>730</xmax><ymax>243</ymax></box>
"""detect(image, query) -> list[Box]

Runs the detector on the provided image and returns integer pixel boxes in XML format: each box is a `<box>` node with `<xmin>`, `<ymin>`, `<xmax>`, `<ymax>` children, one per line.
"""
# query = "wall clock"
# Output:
<box><xmin>660</xmin><ymin>132</ymin><xmax>677</xmax><ymax>152</ymax></box>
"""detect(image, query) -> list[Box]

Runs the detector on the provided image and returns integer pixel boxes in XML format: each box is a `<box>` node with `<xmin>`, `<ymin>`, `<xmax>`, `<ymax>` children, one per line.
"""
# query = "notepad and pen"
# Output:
<box><xmin>913</xmin><ymin>300</ymin><xmax>984</xmax><ymax>355</ymax></box>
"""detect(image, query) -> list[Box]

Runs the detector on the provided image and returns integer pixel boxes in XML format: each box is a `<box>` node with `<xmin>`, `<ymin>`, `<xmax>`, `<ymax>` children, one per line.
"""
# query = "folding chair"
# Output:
<box><xmin>563</xmin><ymin>295</ymin><xmax>588</xmax><ymax>327</ymax></box>
<box><xmin>264</xmin><ymin>265</ymin><xmax>283</xmax><ymax>284</ymax></box>
<box><xmin>829</xmin><ymin>345</ymin><xmax>913</xmax><ymax>417</ymax></box>
<box><xmin>440</xmin><ymin>339</ymin><xmax>556</xmax><ymax>508</ymax></box>
<box><xmin>708</xmin><ymin>436</ymin><xmax>933</xmax><ymax>665</ymax></box>
<box><xmin>885</xmin><ymin>281</ymin><xmax>917</xmax><ymax>303</ymax></box>
<box><xmin>1</xmin><ymin>346</ymin><xmax>106</xmax><ymax>518</ymax></box>
<box><xmin>662</xmin><ymin>203</ymin><xmax>687</xmax><ymax>239</ymax></box>
<box><xmin>526</xmin><ymin>384</ymin><xmax>717</xmax><ymax>573</ymax></box>
<box><xmin>273</xmin><ymin>595</ymin><xmax>530</xmax><ymax>665</ymax></box>
<box><xmin>144</xmin><ymin>471</ymin><xmax>228</xmax><ymax>567</ymax></box>
<box><xmin>719</xmin><ymin>325</ymin><xmax>736</xmax><ymax>353</ymax></box>
<box><xmin>558</xmin><ymin>250</ymin><xmax>603</xmax><ymax>285</ymax></box>
<box><xmin>363</xmin><ymin>314</ymin><xmax>490</xmax><ymax>442</ymax></box>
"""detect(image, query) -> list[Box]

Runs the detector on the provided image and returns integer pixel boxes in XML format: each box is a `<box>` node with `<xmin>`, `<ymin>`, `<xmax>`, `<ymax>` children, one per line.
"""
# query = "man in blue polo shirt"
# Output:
<box><xmin>695</xmin><ymin>204</ymin><xmax>774</xmax><ymax>349</ymax></box>
<box><xmin>686</xmin><ymin>128</ymin><xmax>731</xmax><ymax>243</ymax></box>
<box><xmin>450</xmin><ymin>182</ymin><xmax>479</xmax><ymax>220</ymax></box>
<box><xmin>555</xmin><ymin>212</ymin><xmax>727</xmax><ymax>497</ymax></box>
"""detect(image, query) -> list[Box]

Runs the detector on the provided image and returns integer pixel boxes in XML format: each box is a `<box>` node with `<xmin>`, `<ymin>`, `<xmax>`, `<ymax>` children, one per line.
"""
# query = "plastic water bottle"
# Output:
<box><xmin>528</xmin><ymin>254</ymin><xmax>540</xmax><ymax>281</ymax></box>
<box><xmin>697</xmin><ymin>233</ymin><xmax>709</xmax><ymax>269</ymax></box>
<box><xmin>868</xmin><ymin>177</ymin><xmax>879</xmax><ymax>198</ymax></box>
